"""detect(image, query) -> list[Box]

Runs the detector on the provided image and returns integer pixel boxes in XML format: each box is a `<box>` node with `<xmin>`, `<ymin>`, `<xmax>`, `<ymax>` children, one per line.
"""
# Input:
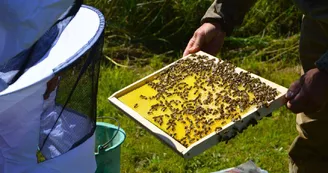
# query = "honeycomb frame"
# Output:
<box><xmin>109</xmin><ymin>51</ymin><xmax>287</xmax><ymax>158</ymax></box>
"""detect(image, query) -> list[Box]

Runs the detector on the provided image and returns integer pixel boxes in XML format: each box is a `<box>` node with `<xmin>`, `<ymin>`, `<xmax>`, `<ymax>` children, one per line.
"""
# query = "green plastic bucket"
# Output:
<box><xmin>95</xmin><ymin>122</ymin><xmax>126</xmax><ymax>173</ymax></box>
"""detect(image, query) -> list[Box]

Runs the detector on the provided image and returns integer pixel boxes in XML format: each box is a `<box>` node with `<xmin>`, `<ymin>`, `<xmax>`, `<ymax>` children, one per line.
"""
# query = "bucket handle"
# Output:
<box><xmin>97</xmin><ymin>116</ymin><xmax>120</xmax><ymax>151</ymax></box>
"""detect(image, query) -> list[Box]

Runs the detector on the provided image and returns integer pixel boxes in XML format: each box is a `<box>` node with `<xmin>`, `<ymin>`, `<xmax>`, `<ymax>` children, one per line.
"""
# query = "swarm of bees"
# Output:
<box><xmin>133</xmin><ymin>54</ymin><xmax>278</xmax><ymax>147</ymax></box>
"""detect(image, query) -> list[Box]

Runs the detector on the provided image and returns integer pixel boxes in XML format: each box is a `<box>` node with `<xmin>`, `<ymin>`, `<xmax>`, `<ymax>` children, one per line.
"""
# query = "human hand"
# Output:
<box><xmin>285</xmin><ymin>68</ymin><xmax>328</xmax><ymax>114</ymax></box>
<box><xmin>183</xmin><ymin>22</ymin><xmax>226</xmax><ymax>57</ymax></box>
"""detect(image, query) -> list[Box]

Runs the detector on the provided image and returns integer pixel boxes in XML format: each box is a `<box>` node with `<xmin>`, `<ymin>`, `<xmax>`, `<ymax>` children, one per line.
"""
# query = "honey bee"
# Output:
<box><xmin>140</xmin><ymin>95</ymin><xmax>148</xmax><ymax>100</ymax></box>
<box><xmin>215</xmin><ymin>127</ymin><xmax>222</xmax><ymax>133</ymax></box>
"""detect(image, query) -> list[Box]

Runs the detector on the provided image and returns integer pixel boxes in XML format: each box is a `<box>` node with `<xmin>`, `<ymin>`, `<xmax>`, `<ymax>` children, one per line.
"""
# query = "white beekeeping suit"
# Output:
<box><xmin>0</xmin><ymin>1</ymin><xmax>101</xmax><ymax>173</ymax></box>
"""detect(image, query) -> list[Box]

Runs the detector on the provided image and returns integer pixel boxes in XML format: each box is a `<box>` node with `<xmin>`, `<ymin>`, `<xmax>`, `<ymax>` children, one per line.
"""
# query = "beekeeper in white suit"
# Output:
<box><xmin>0</xmin><ymin>0</ymin><xmax>98</xmax><ymax>172</ymax></box>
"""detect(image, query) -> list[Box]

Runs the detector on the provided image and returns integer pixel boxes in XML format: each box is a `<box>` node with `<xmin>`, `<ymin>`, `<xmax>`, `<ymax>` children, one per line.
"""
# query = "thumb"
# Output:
<box><xmin>286</xmin><ymin>76</ymin><xmax>304</xmax><ymax>100</ymax></box>
<box><xmin>188</xmin><ymin>32</ymin><xmax>206</xmax><ymax>53</ymax></box>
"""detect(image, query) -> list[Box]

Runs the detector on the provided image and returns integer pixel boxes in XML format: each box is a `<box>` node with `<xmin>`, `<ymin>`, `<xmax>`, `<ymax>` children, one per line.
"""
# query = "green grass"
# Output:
<box><xmin>85</xmin><ymin>0</ymin><xmax>304</xmax><ymax>172</ymax></box>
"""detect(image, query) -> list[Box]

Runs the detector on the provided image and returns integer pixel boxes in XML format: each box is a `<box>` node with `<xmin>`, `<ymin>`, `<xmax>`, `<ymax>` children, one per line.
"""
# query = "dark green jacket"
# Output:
<box><xmin>202</xmin><ymin>0</ymin><xmax>328</xmax><ymax>70</ymax></box>
<box><xmin>202</xmin><ymin>0</ymin><xmax>328</xmax><ymax>36</ymax></box>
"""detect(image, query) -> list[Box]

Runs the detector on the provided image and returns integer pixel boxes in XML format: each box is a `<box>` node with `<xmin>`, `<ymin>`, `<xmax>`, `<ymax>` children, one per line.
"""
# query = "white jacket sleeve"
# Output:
<box><xmin>0</xmin><ymin>0</ymin><xmax>74</xmax><ymax>64</ymax></box>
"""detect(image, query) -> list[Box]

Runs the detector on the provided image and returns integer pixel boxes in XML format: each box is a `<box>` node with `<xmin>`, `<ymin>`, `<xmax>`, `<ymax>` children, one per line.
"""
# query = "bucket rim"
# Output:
<box><xmin>95</xmin><ymin>122</ymin><xmax>126</xmax><ymax>154</ymax></box>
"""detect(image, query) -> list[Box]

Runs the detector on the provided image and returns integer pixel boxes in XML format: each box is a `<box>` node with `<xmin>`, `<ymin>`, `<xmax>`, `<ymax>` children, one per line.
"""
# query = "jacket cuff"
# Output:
<box><xmin>201</xmin><ymin>1</ymin><xmax>234</xmax><ymax>36</ymax></box>
<box><xmin>315</xmin><ymin>51</ymin><xmax>328</xmax><ymax>73</ymax></box>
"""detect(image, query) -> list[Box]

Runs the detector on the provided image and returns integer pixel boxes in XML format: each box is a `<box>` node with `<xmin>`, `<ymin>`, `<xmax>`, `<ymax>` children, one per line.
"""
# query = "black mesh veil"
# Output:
<box><xmin>38</xmin><ymin>5</ymin><xmax>104</xmax><ymax>160</ymax></box>
<box><xmin>39</xmin><ymin>33</ymin><xmax>103</xmax><ymax>159</ymax></box>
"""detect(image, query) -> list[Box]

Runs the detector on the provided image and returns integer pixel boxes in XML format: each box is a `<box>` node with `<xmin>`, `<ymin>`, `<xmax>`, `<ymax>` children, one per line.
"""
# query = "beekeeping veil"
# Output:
<box><xmin>0</xmin><ymin>1</ymin><xmax>104</xmax><ymax>173</ymax></box>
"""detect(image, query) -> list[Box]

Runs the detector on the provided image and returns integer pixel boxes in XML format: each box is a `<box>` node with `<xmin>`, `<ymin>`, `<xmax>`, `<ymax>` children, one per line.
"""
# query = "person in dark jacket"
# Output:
<box><xmin>184</xmin><ymin>1</ymin><xmax>328</xmax><ymax>172</ymax></box>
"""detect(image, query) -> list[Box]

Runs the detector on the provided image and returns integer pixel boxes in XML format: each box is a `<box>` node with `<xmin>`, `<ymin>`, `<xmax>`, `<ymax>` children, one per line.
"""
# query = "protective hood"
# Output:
<box><xmin>0</xmin><ymin>5</ymin><xmax>104</xmax><ymax>173</ymax></box>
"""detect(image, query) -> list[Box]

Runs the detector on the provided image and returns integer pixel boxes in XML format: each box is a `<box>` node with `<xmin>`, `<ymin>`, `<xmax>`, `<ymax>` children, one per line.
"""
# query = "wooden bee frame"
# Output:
<box><xmin>108</xmin><ymin>51</ymin><xmax>288</xmax><ymax>159</ymax></box>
